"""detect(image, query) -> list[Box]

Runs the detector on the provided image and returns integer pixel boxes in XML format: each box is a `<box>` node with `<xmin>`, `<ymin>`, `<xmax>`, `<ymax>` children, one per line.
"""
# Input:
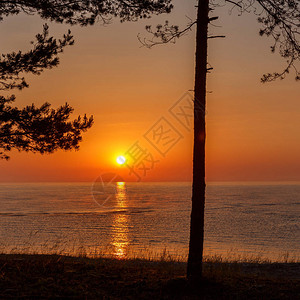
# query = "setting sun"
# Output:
<box><xmin>116</xmin><ymin>156</ymin><xmax>126</xmax><ymax>165</ymax></box>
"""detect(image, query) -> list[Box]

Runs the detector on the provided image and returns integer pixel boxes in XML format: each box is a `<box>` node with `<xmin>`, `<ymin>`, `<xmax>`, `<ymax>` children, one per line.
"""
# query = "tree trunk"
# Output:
<box><xmin>187</xmin><ymin>0</ymin><xmax>209</xmax><ymax>282</ymax></box>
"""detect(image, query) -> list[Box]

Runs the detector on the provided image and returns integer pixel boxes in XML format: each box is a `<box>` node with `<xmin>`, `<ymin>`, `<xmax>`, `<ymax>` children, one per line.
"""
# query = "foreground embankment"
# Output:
<box><xmin>0</xmin><ymin>254</ymin><xmax>299</xmax><ymax>299</ymax></box>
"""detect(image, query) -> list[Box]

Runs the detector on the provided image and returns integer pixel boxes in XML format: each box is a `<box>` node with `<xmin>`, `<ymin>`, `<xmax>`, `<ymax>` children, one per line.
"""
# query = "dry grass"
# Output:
<box><xmin>0</xmin><ymin>252</ymin><xmax>299</xmax><ymax>299</ymax></box>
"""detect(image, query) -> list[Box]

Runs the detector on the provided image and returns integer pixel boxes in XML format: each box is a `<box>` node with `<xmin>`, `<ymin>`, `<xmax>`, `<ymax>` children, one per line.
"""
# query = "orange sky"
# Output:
<box><xmin>0</xmin><ymin>1</ymin><xmax>299</xmax><ymax>182</ymax></box>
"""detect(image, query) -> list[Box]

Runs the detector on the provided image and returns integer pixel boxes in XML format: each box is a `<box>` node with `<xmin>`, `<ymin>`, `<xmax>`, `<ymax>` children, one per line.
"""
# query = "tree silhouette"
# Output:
<box><xmin>140</xmin><ymin>0</ymin><xmax>299</xmax><ymax>282</ymax></box>
<box><xmin>0</xmin><ymin>1</ymin><xmax>173</xmax><ymax>25</ymax></box>
<box><xmin>0</xmin><ymin>23</ymin><xmax>93</xmax><ymax>160</ymax></box>
<box><xmin>0</xmin><ymin>95</ymin><xmax>93</xmax><ymax>160</ymax></box>
<box><xmin>0</xmin><ymin>0</ymin><xmax>173</xmax><ymax>159</ymax></box>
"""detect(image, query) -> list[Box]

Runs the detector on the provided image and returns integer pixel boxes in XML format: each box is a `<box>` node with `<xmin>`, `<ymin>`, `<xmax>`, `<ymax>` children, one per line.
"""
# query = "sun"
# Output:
<box><xmin>116</xmin><ymin>156</ymin><xmax>126</xmax><ymax>165</ymax></box>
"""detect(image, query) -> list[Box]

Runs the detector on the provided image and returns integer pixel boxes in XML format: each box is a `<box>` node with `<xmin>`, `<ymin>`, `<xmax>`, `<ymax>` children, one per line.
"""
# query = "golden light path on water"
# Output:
<box><xmin>111</xmin><ymin>182</ymin><xmax>129</xmax><ymax>258</ymax></box>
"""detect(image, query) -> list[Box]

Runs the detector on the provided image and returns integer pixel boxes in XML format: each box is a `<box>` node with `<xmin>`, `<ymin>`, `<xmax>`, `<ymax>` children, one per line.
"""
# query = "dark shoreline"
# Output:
<box><xmin>0</xmin><ymin>254</ymin><xmax>299</xmax><ymax>299</ymax></box>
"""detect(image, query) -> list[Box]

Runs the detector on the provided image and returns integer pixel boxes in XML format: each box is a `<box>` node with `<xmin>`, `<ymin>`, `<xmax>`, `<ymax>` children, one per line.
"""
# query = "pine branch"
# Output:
<box><xmin>0</xmin><ymin>24</ymin><xmax>74</xmax><ymax>91</ymax></box>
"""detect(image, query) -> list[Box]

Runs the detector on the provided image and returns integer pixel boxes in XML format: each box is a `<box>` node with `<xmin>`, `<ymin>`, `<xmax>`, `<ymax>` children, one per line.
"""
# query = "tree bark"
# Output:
<box><xmin>187</xmin><ymin>0</ymin><xmax>209</xmax><ymax>282</ymax></box>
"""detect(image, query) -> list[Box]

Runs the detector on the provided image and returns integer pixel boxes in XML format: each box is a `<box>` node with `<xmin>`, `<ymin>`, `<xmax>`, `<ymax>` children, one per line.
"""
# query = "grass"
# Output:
<box><xmin>0</xmin><ymin>253</ymin><xmax>299</xmax><ymax>299</ymax></box>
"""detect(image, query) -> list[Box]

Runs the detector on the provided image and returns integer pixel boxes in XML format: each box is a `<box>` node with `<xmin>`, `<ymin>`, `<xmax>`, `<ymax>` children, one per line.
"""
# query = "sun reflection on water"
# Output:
<box><xmin>111</xmin><ymin>182</ymin><xmax>129</xmax><ymax>258</ymax></box>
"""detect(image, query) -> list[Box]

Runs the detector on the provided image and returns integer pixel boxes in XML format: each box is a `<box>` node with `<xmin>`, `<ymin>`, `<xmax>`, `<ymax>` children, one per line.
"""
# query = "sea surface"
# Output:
<box><xmin>0</xmin><ymin>182</ymin><xmax>299</xmax><ymax>261</ymax></box>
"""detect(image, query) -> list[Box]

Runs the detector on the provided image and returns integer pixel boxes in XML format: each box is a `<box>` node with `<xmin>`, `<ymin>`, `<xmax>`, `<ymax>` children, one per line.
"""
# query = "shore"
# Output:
<box><xmin>0</xmin><ymin>254</ymin><xmax>299</xmax><ymax>299</ymax></box>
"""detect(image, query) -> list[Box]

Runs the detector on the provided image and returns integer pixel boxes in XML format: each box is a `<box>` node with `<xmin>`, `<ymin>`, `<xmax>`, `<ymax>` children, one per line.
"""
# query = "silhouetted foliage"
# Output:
<box><xmin>0</xmin><ymin>24</ymin><xmax>74</xmax><ymax>91</ymax></box>
<box><xmin>0</xmin><ymin>95</ymin><xmax>93</xmax><ymax>160</ymax></box>
<box><xmin>255</xmin><ymin>0</ymin><xmax>300</xmax><ymax>81</ymax></box>
<box><xmin>0</xmin><ymin>0</ymin><xmax>173</xmax><ymax>25</ymax></box>
<box><xmin>141</xmin><ymin>0</ymin><xmax>300</xmax><ymax>81</ymax></box>
<box><xmin>1</xmin><ymin>0</ymin><xmax>173</xmax><ymax>159</ymax></box>
<box><xmin>0</xmin><ymin>24</ymin><xmax>92</xmax><ymax>160</ymax></box>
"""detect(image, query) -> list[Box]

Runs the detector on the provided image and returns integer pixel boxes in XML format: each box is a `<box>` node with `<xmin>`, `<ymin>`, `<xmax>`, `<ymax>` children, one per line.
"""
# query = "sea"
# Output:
<box><xmin>0</xmin><ymin>182</ymin><xmax>299</xmax><ymax>261</ymax></box>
